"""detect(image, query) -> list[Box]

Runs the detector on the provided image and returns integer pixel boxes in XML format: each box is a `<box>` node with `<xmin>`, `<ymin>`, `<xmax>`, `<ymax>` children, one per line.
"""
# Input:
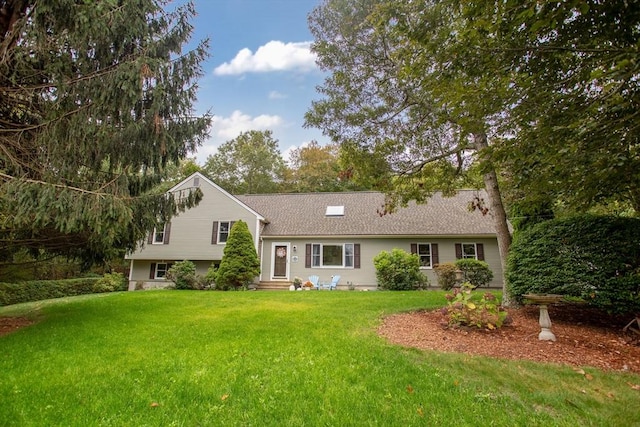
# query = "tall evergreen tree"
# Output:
<box><xmin>215</xmin><ymin>220</ymin><xmax>260</xmax><ymax>290</ymax></box>
<box><xmin>0</xmin><ymin>1</ymin><xmax>211</xmax><ymax>267</ymax></box>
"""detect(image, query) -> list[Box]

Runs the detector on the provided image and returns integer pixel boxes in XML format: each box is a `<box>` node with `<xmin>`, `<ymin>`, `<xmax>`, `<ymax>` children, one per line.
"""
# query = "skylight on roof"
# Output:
<box><xmin>325</xmin><ymin>205</ymin><xmax>345</xmax><ymax>216</ymax></box>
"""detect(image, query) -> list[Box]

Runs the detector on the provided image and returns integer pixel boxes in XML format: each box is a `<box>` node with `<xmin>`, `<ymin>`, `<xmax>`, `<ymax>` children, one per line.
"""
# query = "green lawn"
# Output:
<box><xmin>1</xmin><ymin>291</ymin><xmax>638</xmax><ymax>426</ymax></box>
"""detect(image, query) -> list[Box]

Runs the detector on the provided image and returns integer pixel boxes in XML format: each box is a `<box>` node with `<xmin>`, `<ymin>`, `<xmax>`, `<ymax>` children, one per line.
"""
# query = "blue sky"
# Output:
<box><xmin>177</xmin><ymin>0</ymin><xmax>328</xmax><ymax>164</ymax></box>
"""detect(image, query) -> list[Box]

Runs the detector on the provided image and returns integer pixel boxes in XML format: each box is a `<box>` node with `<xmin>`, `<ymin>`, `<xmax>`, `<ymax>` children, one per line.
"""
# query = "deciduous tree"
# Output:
<box><xmin>203</xmin><ymin>130</ymin><xmax>286</xmax><ymax>194</ymax></box>
<box><xmin>306</xmin><ymin>0</ymin><xmax>513</xmax><ymax>300</ymax></box>
<box><xmin>286</xmin><ymin>141</ymin><xmax>366</xmax><ymax>192</ymax></box>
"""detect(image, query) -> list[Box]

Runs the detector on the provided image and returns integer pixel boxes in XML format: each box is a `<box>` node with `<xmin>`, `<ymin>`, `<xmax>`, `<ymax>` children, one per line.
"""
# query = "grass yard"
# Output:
<box><xmin>1</xmin><ymin>290</ymin><xmax>639</xmax><ymax>426</ymax></box>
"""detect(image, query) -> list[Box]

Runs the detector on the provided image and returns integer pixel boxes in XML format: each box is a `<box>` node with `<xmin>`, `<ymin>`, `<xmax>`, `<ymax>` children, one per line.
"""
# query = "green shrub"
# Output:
<box><xmin>166</xmin><ymin>260</ymin><xmax>197</xmax><ymax>290</ymax></box>
<box><xmin>201</xmin><ymin>263</ymin><xmax>217</xmax><ymax>290</ymax></box>
<box><xmin>442</xmin><ymin>282</ymin><xmax>508</xmax><ymax>329</ymax></box>
<box><xmin>92</xmin><ymin>272</ymin><xmax>127</xmax><ymax>293</ymax></box>
<box><xmin>506</xmin><ymin>214</ymin><xmax>640</xmax><ymax>315</ymax></box>
<box><xmin>373</xmin><ymin>248</ymin><xmax>429</xmax><ymax>290</ymax></box>
<box><xmin>215</xmin><ymin>221</ymin><xmax>260</xmax><ymax>290</ymax></box>
<box><xmin>0</xmin><ymin>278</ymin><xmax>101</xmax><ymax>306</ymax></box>
<box><xmin>433</xmin><ymin>263</ymin><xmax>458</xmax><ymax>290</ymax></box>
<box><xmin>454</xmin><ymin>258</ymin><xmax>493</xmax><ymax>289</ymax></box>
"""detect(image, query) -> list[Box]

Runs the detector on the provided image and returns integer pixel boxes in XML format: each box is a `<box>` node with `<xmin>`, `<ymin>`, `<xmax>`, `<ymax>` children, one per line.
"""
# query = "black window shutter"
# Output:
<box><xmin>432</xmin><ymin>244</ymin><xmax>439</xmax><ymax>265</ymax></box>
<box><xmin>354</xmin><ymin>244</ymin><xmax>361</xmax><ymax>269</ymax></box>
<box><xmin>455</xmin><ymin>243</ymin><xmax>462</xmax><ymax>259</ymax></box>
<box><xmin>305</xmin><ymin>244</ymin><xmax>311</xmax><ymax>268</ymax></box>
<box><xmin>410</xmin><ymin>243</ymin><xmax>417</xmax><ymax>254</ymax></box>
<box><xmin>476</xmin><ymin>243</ymin><xmax>485</xmax><ymax>261</ymax></box>
<box><xmin>212</xmin><ymin>221</ymin><xmax>219</xmax><ymax>244</ymax></box>
<box><xmin>147</xmin><ymin>232</ymin><xmax>153</xmax><ymax>244</ymax></box>
<box><xmin>149</xmin><ymin>263</ymin><xmax>156</xmax><ymax>279</ymax></box>
<box><xmin>163</xmin><ymin>222</ymin><xmax>171</xmax><ymax>244</ymax></box>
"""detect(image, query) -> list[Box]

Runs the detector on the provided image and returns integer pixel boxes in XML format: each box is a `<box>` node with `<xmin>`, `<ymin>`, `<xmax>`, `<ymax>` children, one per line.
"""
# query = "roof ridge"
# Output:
<box><xmin>235</xmin><ymin>188</ymin><xmax>485</xmax><ymax>197</ymax></box>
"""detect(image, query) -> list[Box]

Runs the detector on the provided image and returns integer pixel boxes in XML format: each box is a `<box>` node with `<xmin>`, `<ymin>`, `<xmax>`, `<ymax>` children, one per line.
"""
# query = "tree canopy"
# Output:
<box><xmin>0</xmin><ymin>0</ymin><xmax>211</xmax><ymax>267</ymax></box>
<box><xmin>203</xmin><ymin>130</ymin><xmax>286</xmax><ymax>194</ymax></box>
<box><xmin>285</xmin><ymin>140</ymin><xmax>367</xmax><ymax>193</ymax></box>
<box><xmin>481</xmin><ymin>1</ymin><xmax>640</xmax><ymax>214</ymax></box>
<box><xmin>306</xmin><ymin>0</ymin><xmax>513</xmax><ymax>296</ymax></box>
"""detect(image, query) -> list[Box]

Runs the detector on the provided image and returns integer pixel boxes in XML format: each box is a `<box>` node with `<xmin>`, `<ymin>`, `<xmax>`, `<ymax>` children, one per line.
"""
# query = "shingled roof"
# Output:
<box><xmin>236</xmin><ymin>190</ymin><xmax>499</xmax><ymax>237</ymax></box>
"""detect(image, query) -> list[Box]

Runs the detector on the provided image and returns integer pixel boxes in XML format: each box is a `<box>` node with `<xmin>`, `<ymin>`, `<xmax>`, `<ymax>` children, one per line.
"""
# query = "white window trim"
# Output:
<box><xmin>152</xmin><ymin>224</ymin><xmax>166</xmax><ymax>245</ymax></box>
<box><xmin>461</xmin><ymin>243</ymin><xmax>478</xmax><ymax>260</ymax></box>
<box><xmin>416</xmin><ymin>243</ymin><xmax>433</xmax><ymax>269</ymax></box>
<box><xmin>311</xmin><ymin>243</ymin><xmax>355</xmax><ymax>268</ymax></box>
<box><xmin>155</xmin><ymin>263</ymin><xmax>169</xmax><ymax>279</ymax></box>
<box><xmin>217</xmin><ymin>221</ymin><xmax>232</xmax><ymax>244</ymax></box>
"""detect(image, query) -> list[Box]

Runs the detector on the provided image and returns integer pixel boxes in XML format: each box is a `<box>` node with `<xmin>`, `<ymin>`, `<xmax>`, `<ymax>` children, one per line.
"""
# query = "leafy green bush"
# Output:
<box><xmin>201</xmin><ymin>263</ymin><xmax>217</xmax><ymax>290</ymax></box>
<box><xmin>433</xmin><ymin>263</ymin><xmax>458</xmax><ymax>290</ymax></box>
<box><xmin>373</xmin><ymin>248</ymin><xmax>429</xmax><ymax>290</ymax></box>
<box><xmin>0</xmin><ymin>278</ymin><xmax>101</xmax><ymax>306</ymax></box>
<box><xmin>454</xmin><ymin>258</ymin><xmax>493</xmax><ymax>289</ymax></box>
<box><xmin>215</xmin><ymin>221</ymin><xmax>260</xmax><ymax>290</ymax></box>
<box><xmin>166</xmin><ymin>260</ymin><xmax>197</xmax><ymax>290</ymax></box>
<box><xmin>92</xmin><ymin>272</ymin><xmax>127</xmax><ymax>293</ymax></box>
<box><xmin>506</xmin><ymin>214</ymin><xmax>640</xmax><ymax>315</ymax></box>
<box><xmin>442</xmin><ymin>283</ymin><xmax>508</xmax><ymax>329</ymax></box>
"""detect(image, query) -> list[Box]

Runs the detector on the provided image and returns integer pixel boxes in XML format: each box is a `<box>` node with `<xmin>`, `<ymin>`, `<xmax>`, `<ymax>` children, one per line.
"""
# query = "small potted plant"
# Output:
<box><xmin>293</xmin><ymin>277</ymin><xmax>302</xmax><ymax>290</ymax></box>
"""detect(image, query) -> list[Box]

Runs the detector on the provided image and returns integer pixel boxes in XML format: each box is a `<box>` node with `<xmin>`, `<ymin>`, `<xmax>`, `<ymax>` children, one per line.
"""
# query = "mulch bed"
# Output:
<box><xmin>378</xmin><ymin>304</ymin><xmax>640</xmax><ymax>374</ymax></box>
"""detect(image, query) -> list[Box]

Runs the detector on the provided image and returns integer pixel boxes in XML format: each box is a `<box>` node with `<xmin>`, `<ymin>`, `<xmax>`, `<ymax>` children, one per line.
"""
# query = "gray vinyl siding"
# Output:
<box><xmin>126</xmin><ymin>174</ymin><xmax>263</xmax><ymax>283</ymax></box>
<box><xmin>261</xmin><ymin>237</ymin><xmax>503</xmax><ymax>289</ymax></box>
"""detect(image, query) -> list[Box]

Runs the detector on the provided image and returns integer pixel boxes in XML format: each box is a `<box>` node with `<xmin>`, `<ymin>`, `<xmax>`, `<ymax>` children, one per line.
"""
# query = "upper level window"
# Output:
<box><xmin>212</xmin><ymin>221</ymin><xmax>235</xmax><ymax>245</ymax></box>
<box><xmin>312</xmin><ymin>243</ymin><xmax>354</xmax><ymax>267</ymax></box>
<box><xmin>218</xmin><ymin>221</ymin><xmax>231</xmax><ymax>243</ymax></box>
<box><xmin>152</xmin><ymin>224</ymin><xmax>167</xmax><ymax>244</ymax></box>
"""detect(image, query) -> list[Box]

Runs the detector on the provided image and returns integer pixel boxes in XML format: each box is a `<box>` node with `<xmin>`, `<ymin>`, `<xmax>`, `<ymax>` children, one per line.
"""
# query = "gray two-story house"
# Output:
<box><xmin>126</xmin><ymin>172</ymin><xmax>505</xmax><ymax>290</ymax></box>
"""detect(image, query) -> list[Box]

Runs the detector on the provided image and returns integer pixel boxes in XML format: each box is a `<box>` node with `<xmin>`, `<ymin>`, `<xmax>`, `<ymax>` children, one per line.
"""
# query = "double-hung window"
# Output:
<box><xmin>155</xmin><ymin>263</ymin><xmax>169</xmax><ymax>279</ymax></box>
<box><xmin>410</xmin><ymin>243</ymin><xmax>439</xmax><ymax>268</ymax></box>
<box><xmin>212</xmin><ymin>221</ymin><xmax>235</xmax><ymax>244</ymax></box>
<box><xmin>311</xmin><ymin>243</ymin><xmax>355</xmax><ymax>268</ymax></box>
<box><xmin>149</xmin><ymin>262</ymin><xmax>173</xmax><ymax>279</ymax></box>
<box><xmin>218</xmin><ymin>221</ymin><xmax>231</xmax><ymax>243</ymax></box>
<box><xmin>455</xmin><ymin>243</ymin><xmax>485</xmax><ymax>261</ymax></box>
<box><xmin>152</xmin><ymin>224</ymin><xmax>167</xmax><ymax>244</ymax></box>
<box><xmin>417</xmin><ymin>243</ymin><xmax>432</xmax><ymax>268</ymax></box>
<box><xmin>462</xmin><ymin>243</ymin><xmax>478</xmax><ymax>259</ymax></box>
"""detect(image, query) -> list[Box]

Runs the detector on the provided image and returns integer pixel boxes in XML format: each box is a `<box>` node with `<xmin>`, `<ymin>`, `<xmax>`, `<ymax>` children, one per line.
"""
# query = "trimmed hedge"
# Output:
<box><xmin>506</xmin><ymin>214</ymin><xmax>640</xmax><ymax>315</ymax></box>
<box><xmin>0</xmin><ymin>274</ymin><xmax>126</xmax><ymax>306</ymax></box>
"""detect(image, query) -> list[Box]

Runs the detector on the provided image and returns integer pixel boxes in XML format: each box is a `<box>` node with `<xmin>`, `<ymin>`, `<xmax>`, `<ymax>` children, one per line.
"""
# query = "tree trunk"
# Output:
<box><xmin>473</xmin><ymin>131</ymin><xmax>513</xmax><ymax>306</ymax></box>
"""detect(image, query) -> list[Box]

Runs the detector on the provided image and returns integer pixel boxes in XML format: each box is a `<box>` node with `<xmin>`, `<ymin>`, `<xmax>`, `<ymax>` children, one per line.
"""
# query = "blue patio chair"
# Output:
<box><xmin>320</xmin><ymin>275</ymin><xmax>340</xmax><ymax>290</ymax></box>
<box><xmin>308</xmin><ymin>275</ymin><xmax>320</xmax><ymax>290</ymax></box>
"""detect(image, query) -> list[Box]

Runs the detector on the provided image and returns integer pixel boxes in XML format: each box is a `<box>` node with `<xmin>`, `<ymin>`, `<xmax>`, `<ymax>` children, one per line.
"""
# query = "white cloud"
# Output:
<box><xmin>213</xmin><ymin>110</ymin><xmax>283</xmax><ymax>139</ymax></box>
<box><xmin>195</xmin><ymin>110</ymin><xmax>284</xmax><ymax>163</ymax></box>
<box><xmin>268</xmin><ymin>90</ymin><xmax>287</xmax><ymax>99</ymax></box>
<box><xmin>214</xmin><ymin>41</ymin><xmax>317</xmax><ymax>75</ymax></box>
